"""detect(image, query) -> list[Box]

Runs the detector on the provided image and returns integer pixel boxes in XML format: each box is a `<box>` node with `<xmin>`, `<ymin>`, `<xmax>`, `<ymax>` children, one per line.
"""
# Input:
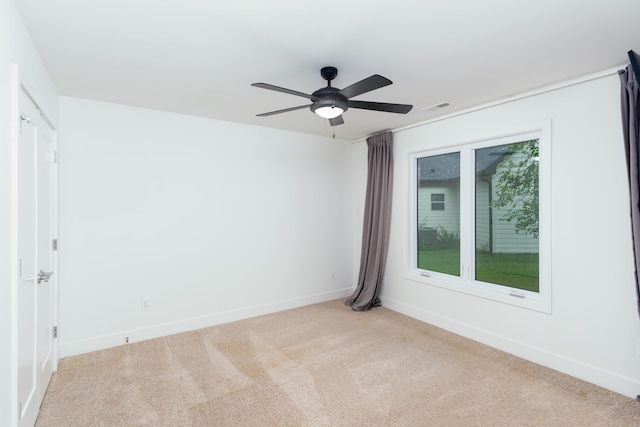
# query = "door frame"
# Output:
<box><xmin>10</xmin><ymin>64</ymin><xmax>59</xmax><ymax>426</ymax></box>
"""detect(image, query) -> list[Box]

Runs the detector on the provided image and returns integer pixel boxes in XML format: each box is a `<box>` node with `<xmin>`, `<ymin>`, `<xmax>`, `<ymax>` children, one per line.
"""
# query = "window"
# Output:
<box><xmin>417</xmin><ymin>153</ymin><xmax>460</xmax><ymax>276</ymax></box>
<box><xmin>407</xmin><ymin>128</ymin><xmax>550</xmax><ymax>312</ymax></box>
<box><xmin>475</xmin><ymin>141</ymin><xmax>539</xmax><ymax>292</ymax></box>
<box><xmin>431</xmin><ymin>193</ymin><xmax>445</xmax><ymax>211</ymax></box>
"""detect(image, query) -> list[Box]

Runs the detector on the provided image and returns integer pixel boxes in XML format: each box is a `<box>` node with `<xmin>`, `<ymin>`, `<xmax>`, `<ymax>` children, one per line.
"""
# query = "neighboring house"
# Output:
<box><xmin>418</xmin><ymin>146</ymin><xmax>539</xmax><ymax>254</ymax></box>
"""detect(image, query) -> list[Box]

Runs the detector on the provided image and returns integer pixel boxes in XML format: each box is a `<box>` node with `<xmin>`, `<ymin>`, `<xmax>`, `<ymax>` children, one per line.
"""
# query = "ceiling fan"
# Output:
<box><xmin>251</xmin><ymin>66</ymin><xmax>413</xmax><ymax>126</ymax></box>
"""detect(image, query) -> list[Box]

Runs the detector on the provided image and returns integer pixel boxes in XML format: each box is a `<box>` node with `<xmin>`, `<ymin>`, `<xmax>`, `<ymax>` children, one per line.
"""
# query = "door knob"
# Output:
<box><xmin>37</xmin><ymin>270</ymin><xmax>53</xmax><ymax>284</ymax></box>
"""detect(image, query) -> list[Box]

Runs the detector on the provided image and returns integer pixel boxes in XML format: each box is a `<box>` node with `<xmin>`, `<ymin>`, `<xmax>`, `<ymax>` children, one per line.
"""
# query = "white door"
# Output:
<box><xmin>17</xmin><ymin>88</ymin><xmax>56</xmax><ymax>427</ymax></box>
<box><xmin>35</xmin><ymin>94</ymin><xmax>56</xmax><ymax>406</ymax></box>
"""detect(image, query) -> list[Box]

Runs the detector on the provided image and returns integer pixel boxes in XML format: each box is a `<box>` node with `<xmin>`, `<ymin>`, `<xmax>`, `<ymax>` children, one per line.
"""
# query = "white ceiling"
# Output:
<box><xmin>14</xmin><ymin>0</ymin><xmax>640</xmax><ymax>141</ymax></box>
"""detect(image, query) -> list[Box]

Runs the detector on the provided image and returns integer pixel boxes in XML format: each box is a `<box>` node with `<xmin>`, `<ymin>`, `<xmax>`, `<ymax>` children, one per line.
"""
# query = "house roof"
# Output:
<box><xmin>418</xmin><ymin>148</ymin><xmax>507</xmax><ymax>183</ymax></box>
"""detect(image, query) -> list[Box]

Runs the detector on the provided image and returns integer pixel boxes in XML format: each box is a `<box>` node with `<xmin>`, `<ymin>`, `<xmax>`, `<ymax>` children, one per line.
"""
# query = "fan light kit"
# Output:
<box><xmin>313</xmin><ymin>106</ymin><xmax>344</xmax><ymax>119</ymax></box>
<box><xmin>252</xmin><ymin>66</ymin><xmax>413</xmax><ymax>127</ymax></box>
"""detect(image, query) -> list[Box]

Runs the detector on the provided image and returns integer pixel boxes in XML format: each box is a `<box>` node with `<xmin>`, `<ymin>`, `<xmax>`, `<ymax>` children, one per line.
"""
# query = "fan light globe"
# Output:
<box><xmin>315</xmin><ymin>105</ymin><xmax>344</xmax><ymax>119</ymax></box>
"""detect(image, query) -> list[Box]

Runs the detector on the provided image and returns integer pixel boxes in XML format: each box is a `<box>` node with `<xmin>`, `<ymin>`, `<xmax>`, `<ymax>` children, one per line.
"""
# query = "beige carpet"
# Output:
<box><xmin>36</xmin><ymin>299</ymin><xmax>640</xmax><ymax>426</ymax></box>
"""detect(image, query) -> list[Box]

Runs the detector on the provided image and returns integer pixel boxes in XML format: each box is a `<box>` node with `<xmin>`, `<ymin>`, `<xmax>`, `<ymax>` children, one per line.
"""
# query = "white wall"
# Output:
<box><xmin>351</xmin><ymin>72</ymin><xmax>640</xmax><ymax>398</ymax></box>
<box><xmin>1</xmin><ymin>0</ymin><xmax>59</xmax><ymax>425</ymax></box>
<box><xmin>58</xmin><ymin>97</ymin><xmax>353</xmax><ymax>356</ymax></box>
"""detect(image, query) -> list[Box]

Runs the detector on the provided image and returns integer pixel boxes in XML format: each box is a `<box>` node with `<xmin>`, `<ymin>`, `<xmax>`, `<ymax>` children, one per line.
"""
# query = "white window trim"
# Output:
<box><xmin>404</xmin><ymin>123</ymin><xmax>552</xmax><ymax>313</ymax></box>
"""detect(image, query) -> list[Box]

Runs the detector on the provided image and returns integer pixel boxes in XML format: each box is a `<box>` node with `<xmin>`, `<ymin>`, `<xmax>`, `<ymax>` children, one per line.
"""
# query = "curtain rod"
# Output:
<box><xmin>349</xmin><ymin>65</ymin><xmax>625</xmax><ymax>144</ymax></box>
<box><xmin>366</xmin><ymin>129</ymin><xmax>392</xmax><ymax>138</ymax></box>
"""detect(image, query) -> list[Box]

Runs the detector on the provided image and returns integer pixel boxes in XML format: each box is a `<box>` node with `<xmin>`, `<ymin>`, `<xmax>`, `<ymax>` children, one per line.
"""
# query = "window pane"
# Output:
<box><xmin>475</xmin><ymin>140</ymin><xmax>539</xmax><ymax>292</ymax></box>
<box><xmin>417</xmin><ymin>152</ymin><xmax>460</xmax><ymax>276</ymax></box>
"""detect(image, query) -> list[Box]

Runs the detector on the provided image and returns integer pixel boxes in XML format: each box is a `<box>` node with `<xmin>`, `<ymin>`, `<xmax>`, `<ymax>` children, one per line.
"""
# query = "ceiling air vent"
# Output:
<box><xmin>421</xmin><ymin>102</ymin><xmax>450</xmax><ymax>111</ymax></box>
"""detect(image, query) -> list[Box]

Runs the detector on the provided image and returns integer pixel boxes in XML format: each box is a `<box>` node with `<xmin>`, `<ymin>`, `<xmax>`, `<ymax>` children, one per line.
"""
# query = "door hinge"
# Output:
<box><xmin>52</xmin><ymin>150</ymin><xmax>58</xmax><ymax>163</ymax></box>
<box><xmin>19</xmin><ymin>114</ymin><xmax>30</xmax><ymax>135</ymax></box>
<box><xmin>53</xmin><ymin>326</ymin><xmax>58</xmax><ymax>339</ymax></box>
<box><xmin>52</xmin><ymin>239</ymin><xmax>58</xmax><ymax>251</ymax></box>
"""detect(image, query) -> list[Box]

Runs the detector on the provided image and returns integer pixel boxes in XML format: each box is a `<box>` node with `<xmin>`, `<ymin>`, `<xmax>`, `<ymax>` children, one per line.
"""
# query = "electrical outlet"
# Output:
<box><xmin>141</xmin><ymin>299</ymin><xmax>150</xmax><ymax>310</ymax></box>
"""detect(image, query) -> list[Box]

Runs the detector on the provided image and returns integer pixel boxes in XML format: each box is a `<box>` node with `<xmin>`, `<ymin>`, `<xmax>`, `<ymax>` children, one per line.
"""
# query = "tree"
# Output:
<box><xmin>491</xmin><ymin>140</ymin><xmax>539</xmax><ymax>238</ymax></box>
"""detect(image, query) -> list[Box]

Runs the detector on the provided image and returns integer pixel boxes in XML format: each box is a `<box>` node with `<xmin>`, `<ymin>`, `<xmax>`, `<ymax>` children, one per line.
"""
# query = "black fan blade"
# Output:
<box><xmin>256</xmin><ymin>104</ymin><xmax>310</xmax><ymax>117</ymax></box>
<box><xmin>251</xmin><ymin>83</ymin><xmax>320</xmax><ymax>101</ymax></box>
<box><xmin>339</xmin><ymin>75</ymin><xmax>392</xmax><ymax>99</ymax></box>
<box><xmin>348</xmin><ymin>100</ymin><xmax>413</xmax><ymax>114</ymax></box>
<box><xmin>329</xmin><ymin>115</ymin><xmax>344</xmax><ymax>126</ymax></box>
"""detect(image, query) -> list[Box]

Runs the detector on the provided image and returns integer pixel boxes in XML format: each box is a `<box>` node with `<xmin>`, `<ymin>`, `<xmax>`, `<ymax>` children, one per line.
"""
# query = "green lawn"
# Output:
<box><xmin>418</xmin><ymin>245</ymin><xmax>539</xmax><ymax>292</ymax></box>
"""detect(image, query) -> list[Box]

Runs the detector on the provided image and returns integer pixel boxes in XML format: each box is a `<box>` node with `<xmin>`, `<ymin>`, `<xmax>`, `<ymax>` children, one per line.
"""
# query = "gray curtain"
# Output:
<box><xmin>346</xmin><ymin>131</ymin><xmax>394</xmax><ymax>311</ymax></box>
<box><xmin>620</xmin><ymin>64</ymin><xmax>640</xmax><ymax>317</ymax></box>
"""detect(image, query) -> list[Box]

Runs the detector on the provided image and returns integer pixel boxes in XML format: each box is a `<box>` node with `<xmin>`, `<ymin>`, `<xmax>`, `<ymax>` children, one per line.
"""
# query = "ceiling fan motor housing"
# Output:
<box><xmin>310</xmin><ymin>87</ymin><xmax>348</xmax><ymax>115</ymax></box>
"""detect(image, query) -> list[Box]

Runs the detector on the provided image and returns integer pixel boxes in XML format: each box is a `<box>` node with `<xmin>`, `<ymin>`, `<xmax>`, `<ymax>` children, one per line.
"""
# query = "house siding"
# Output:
<box><xmin>417</xmin><ymin>184</ymin><xmax>460</xmax><ymax>236</ymax></box>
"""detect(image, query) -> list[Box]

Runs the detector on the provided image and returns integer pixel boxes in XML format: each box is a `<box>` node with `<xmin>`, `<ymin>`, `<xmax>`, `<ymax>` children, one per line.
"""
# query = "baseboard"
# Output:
<box><xmin>60</xmin><ymin>288</ymin><xmax>353</xmax><ymax>358</ymax></box>
<box><xmin>381</xmin><ymin>296</ymin><xmax>640</xmax><ymax>399</ymax></box>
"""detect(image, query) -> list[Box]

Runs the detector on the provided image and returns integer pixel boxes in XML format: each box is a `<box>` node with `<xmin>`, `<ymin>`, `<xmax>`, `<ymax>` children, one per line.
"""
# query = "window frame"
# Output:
<box><xmin>405</xmin><ymin>126</ymin><xmax>551</xmax><ymax>313</ymax></box>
